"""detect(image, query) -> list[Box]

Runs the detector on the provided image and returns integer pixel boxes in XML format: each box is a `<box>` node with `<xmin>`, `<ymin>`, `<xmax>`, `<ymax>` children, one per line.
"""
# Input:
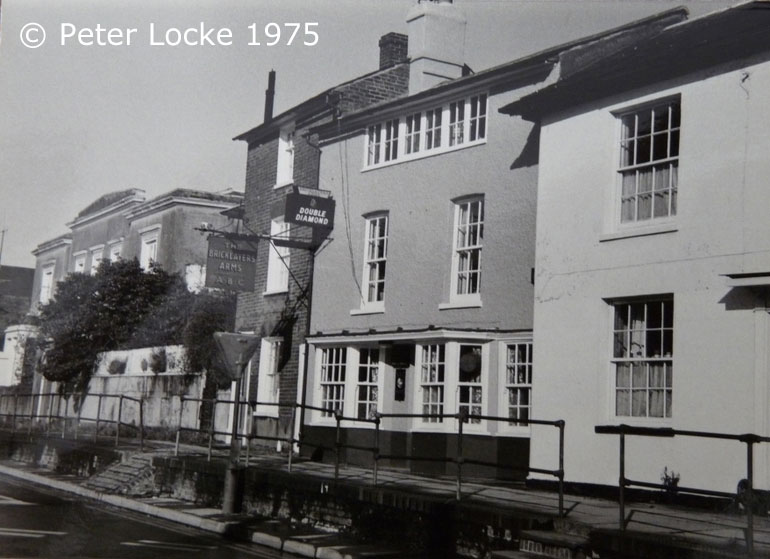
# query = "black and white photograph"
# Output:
<box><xmin>1</xmin><ymin>0</ymin><xmax>769</xmax><ymax>557</ymax></box>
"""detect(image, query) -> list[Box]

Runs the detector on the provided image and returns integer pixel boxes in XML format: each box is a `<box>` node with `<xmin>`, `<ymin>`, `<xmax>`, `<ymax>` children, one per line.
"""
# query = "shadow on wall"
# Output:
<box><xmin>719</xmin><ymin>286</ymin><xmax>770</xmax><ymax>311</ymax></box>
<box><xmin>510</xmin><ymin>124</ymin><xmax>540</xmax><ymax>170</ymax></box>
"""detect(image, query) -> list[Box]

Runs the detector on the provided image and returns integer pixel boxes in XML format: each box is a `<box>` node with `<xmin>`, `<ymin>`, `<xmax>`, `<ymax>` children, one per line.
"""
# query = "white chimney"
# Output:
<box><xmin>406</xmin><ymin>0</ymin><xmax>467</xmax><ymax>94</ymax></box>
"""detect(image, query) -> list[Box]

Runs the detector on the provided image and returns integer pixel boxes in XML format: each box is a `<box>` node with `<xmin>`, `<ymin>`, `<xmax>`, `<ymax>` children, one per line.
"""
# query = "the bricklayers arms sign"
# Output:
<box><xmin>205</xmin><ymin>237</ymin><xmax>257</xmax><ymax>291</ymax></box>
<box><xmin>285</xmin><ymin>191</ymin><xmax>335</xmax><ymax>230</ymax></box>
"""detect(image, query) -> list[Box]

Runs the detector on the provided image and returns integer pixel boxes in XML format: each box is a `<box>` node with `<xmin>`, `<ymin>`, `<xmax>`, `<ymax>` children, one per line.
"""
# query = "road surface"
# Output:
<box><xmin>0</xmin><ymin>472</ymin><xmax>290</xmax><ymax>558</ymax></box>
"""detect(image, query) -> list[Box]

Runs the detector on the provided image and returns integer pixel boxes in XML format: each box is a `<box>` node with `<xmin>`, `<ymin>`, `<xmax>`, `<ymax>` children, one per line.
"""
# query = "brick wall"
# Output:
<box><xmin>338</xmin><ymin>63</ymin><xmax>409</xmax><ymax>113</ymax></box>
<box><xmin>235</xmin><ymin>60</ymin><xmax>409</xmax><ymax>437</ymax></box>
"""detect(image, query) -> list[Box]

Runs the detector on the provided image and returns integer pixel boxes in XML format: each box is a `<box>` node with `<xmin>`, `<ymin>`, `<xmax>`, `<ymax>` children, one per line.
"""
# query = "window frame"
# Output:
<box><xmin>360</xmin><ymin>212</ymin><xmax>389</xmax><ymax>311</ymax></box>
<box><xmin>363</xmin><ymin>92</ymin><xmax>488</xmax><ymax>170</ymax></box>
<box><xmin>457</xmin><ymin>344</ymin><xmax>483</xmax><ymax>424</ymax></box>
<box><xmin>318</xmin><ymin>346</ymin><xmax>347</xmax><ymax>419</ymax></box>
<box><xmin>449</xmin><ymin>99</ymin><xmax>465</xmax><ymax>147</ymax></box>
<box><xmin>72</xmin><ymin>251</ymin><xmax>87</xmax><ymax>274</ymax></box>
<box><xmin>39</xmin><ymin>261</ymin><xmax>56</xmax><ymax>304</ymax></box>
<box><xmin>412</xmin><ymin>341</ymin><xmax>490</xmax><ymax>433</ymax></box>
<box><xmin>255</xmin><ymin>337</ymin><xmax>282</xmax><ymax>418</ymax></box>
<box><xmin>276</xmin><ymin>125</ymin><xmax>295</xmax><ymax>188</ymax></box>
<box><xmin>139</xmin><ymin>226</ymin><xmax>161</xmax><ymax>271</ymax></box>
<box><xmin>356</xmin><ymin>347</ymin><xmax>381</xmax><ymax>420</ymax></box>
<box><xmin>610</xmin><ymin>297</ymin><xmax>674</xmax><ymax>421</ymax></box>
<box><xmin>417</xmin><ymin>343</ymin><xmax>447</xmax><ymax>425</ymax></box>
<box><xmin>446</xmin><ymin>196</ymin><xmax>484</xmax><ymax>308</ymax></box>
<box><xmin>264</xmin><ymin>218</ymin><xmax>290</xmax><ymax>295</ymax></box>
<box><xmin>405</xmin><ymin>112</ymin><xmax>422</xmax><ymax>155</ymax></box>
<box><xmin>108</xmin><ymin>240</ymin><xmax>123</xmax><ymax>263</ymax></box>
<box><xmin>615</xmin><ymin>97</ymin><xmax>680</xmax><ymax>227</ymax></box>
<box><xmin>498</xmin><ymin>340</ymin><xmax>533</xmax><ymax>434</ymax></box>
<box><xmin>89</xmin><ymin>244</ymin><xmax>104</xmax><ymax>276</ymax></box>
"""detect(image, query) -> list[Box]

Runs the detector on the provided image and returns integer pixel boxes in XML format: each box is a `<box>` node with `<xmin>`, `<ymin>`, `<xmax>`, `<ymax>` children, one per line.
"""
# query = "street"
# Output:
<box><xmin>0</xmin><ymin>473</ymin><xmax>289</xmax><ymax>558</ymax></box>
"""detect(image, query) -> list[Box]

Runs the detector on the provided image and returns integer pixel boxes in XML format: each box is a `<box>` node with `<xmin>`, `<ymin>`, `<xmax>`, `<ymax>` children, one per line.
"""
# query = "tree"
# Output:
<box><xmin>36</xmin><ymin>259</ymin><xmax>182</xmax><ymax>390</ymax></box>
<box><xmin>35</xmin><ymin>258</ymin><xmax>236</xmax><ymax>394</ymax></box>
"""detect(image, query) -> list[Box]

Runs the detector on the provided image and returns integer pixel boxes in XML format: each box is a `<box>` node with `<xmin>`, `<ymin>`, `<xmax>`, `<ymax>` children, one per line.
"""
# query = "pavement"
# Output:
<box><xmin>2</xmin><ymin>439</ymin><xmax>770</xmax><ymax>558</ymax></box>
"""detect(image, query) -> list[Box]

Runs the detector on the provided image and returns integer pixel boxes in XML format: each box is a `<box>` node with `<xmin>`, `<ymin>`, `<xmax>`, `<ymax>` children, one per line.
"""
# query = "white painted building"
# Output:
<box><xmin>502</xmin><ymin>2</ymin><xmax>770</xmax><ymax>492</ymax></box>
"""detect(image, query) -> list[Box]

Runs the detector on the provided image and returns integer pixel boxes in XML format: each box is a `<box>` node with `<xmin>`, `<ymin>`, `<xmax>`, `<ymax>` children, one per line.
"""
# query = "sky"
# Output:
<box><xmin>0</xmin><ymin>0</ymin><xmax>741</xmax><ymax>268</ymax></box>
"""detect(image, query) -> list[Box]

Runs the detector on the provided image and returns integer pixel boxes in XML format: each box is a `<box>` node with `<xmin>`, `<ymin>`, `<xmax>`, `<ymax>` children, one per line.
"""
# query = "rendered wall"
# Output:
<box><xmin>531</xmin><ymin>53</ymin><xmax>770</xmax><ymax>491</ymax></box>
<box><xmin>312</xmin><ymin>90</ymin><xmax>537</xmax><ymax>334</ymax></box>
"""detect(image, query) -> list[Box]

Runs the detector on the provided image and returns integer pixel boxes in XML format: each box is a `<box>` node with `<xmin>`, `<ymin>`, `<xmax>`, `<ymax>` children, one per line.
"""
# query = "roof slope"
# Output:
<box><xmin>76</xmin><ymin>188</ymin><xmax>145</xmax><ymax>219</ymax></box>
<box><xmin>503</xmin><ymin>1</ymin><xmax>770</xmax><ymax>119</ymax></box>
<box><xmin>312</xmin><ymin>7</ymin><xmax>687</xmax><ymax>138</ymax></box>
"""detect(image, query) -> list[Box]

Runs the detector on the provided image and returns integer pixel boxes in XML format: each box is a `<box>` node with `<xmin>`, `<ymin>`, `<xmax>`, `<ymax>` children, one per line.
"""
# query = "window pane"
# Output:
<box><xmin>616</xmin><ymin>363</ymin><xmax>630</xmax><ymax>387</ymax></box>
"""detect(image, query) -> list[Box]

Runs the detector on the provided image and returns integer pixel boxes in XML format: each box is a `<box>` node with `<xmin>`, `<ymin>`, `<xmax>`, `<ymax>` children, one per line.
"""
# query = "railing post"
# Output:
<box><xmin>12</xmin><ymin>394</ymin><xmax>18</xmax><ymax>433</ymax></box>
<box><xmin>47</xmin><ymin>393</ymin><xmax>53</xmax><ymax>437</ymax></box>
<box><xmin>619</xmin><ymin>429</ymin><xmax>626</xmax><ymax>530</ymax></box>
<box><xmin>208</xmin><ymin>399</ymin><xmax>215</xmax><ymax>462</ymax></box>
<box><xmin>746</xmin><ymin>438</ymin><xmax>756</xmax><ymax>558</ymax></box>
<box><xmin>139</xmin><ymin>397</ymin><xmax>144</xmax><ymax>451</ymax></box>
<box><xmin>334</xmin><ymin>411</ymin><xmax>342</xmax><ymax>483</ymax></box>
<box><xmin>557</xmin><ymin>419</ymin><xmax>565</xmax><ymax>517</ymax></box>
<box><xmin>288</xmin><ymin>405</ymin><xmax>296</xmax><ymax>473</ymax></box>
<box><xmin>175</xmin><ymin>396</ymin><xmax>184</xmax><ymax>457</ymax></box>
<box><xmin>75</xmin><ymin>397</ymin><xmax>83</xmax><ymax>441</ymax></box>
<box><xmin>28</xmin><ymin>394</ymin><xmax>35</xmax><ymax>438</ymax></box>
<box><xmin>115</xmin><ymin>395</ymin><xmax>123</xmax><ymax>447</ymax></box>
<box><xmin>373</xmin><ymin>413</ymin><xmax>381</xmax><ymax>486</ymax></box>
<box><xmin>94</xmin><ymin>394</ymin><xmax>102</xmax><ymax>442</ymax></box>
<box><xmin>61</xmin><ymin>395</ymin><xmax>67</xmax><ymax>439</ymax></box>
<box><xmin>457</xmin><ymin>409</ymin><xmax>467</xmax><ymax>501</ymax></box>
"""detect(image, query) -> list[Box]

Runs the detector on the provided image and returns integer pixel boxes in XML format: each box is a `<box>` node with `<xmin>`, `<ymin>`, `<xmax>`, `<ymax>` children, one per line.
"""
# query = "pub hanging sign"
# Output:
<box><xmin>285</xmin><ymin>192</ymin><xmax>335</xmax><ymax>231</ymax></box>
<box><xmin>204</xmin><ymin>236</ymin><xmax>257</xmax><ymax>292</ymax></box>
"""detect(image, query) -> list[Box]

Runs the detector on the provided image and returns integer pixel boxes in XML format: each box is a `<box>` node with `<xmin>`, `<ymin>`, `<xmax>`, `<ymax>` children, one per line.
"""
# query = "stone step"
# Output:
<box><xmin>83</xmin><ymin>453</ymin><xmax>156</xmax><ymax>495</ymax></box>
<box><xmin>519</xmin><ymin>529</ymin><xmax>590</xmax><ymax>559</ymax></box>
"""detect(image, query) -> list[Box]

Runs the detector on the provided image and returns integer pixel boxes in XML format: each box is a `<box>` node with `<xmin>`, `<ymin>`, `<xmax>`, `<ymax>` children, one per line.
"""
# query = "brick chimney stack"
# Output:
<box><xmin>264</xmin><ymin>70</ymin><xmax>276</xmax><ymax>123</ymax></box>
<box><xmin>378</xmin><ymin>32</ymin><xmax>408</xmax><ymax>69</ymax></box>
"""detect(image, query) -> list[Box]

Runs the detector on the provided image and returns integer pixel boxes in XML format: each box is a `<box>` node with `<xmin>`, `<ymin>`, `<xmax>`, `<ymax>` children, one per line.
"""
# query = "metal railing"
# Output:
<box><xmin>0</xmin><ymin>392</ymin><xmax>145</xmax><ymax>449</ymax></box>
<box><xmin>306</xmin><ymin>404</ymin><xmax>566</xmax><ymax>514</ymax></box>
<box><xmin>596</xmin><ymin>424</ymin><xmax>770</xmax><ymax>557</ymax></box>
<box><xmin>0</xmin><ymin>391</ymin><xmax>566</xmax><ymax>514</ymax></box>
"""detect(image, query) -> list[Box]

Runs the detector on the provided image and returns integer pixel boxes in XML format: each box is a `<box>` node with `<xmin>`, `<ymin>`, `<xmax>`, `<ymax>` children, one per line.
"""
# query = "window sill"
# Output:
<box><xmin>600</xmin><ymin>223</ymin><xmax>678</xmax><ymax>242</ymax></box>
<box><xmin>362</xmin><ymin>138</ymin><xmax>486</xmax><ymax>173</ymax></box>
<box><xmin>350</xmin><ymin>306</ymin><xmax>385</xmax><ymax>316</ymax></box>
<box><xmin>253</xmin><ymin>410</ymin><xmax>279</xmax><ymax>419</ymax></box>
<box><xmin>496</xmin><ymin>426</ymin><xmax>533</xmax><ymax>437</ymax></box>
<box><xmin>263</xmin><ymin>288</ymin><xmax>288</xmax><ymax>296</ymax></box>
<box><xmin>439</xmin><ymin>298</ymin><xmax>482</xmax><ymax>311</ymax></box>
<box><xmin>608</xmin><ymin>417</ymin><xmax>672</xmax><ymax>428</ymax></box>
<box><xmin>273</xmin><ymin>180</ymin><xmax>294</xmax><ymax>190</ymax></box>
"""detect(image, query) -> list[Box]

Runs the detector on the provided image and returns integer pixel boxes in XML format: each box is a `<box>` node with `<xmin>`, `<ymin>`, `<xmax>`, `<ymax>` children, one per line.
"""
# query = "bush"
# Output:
<box><xmin>35</xmin><ymin>259</ymin><xmax>234</xmax><ymax>393</ymax></box>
